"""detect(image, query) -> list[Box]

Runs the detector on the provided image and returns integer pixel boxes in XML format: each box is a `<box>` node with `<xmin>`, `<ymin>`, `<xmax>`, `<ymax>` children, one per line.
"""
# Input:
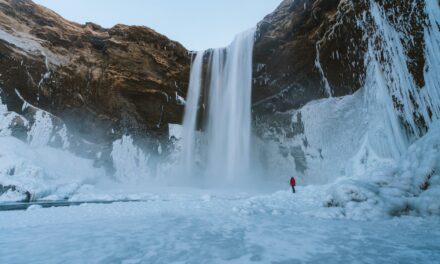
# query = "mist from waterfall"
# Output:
<box><xmin>181</xmin><ymin>29</ymin><xmax>255</xmax><ymax>185</ymax></box>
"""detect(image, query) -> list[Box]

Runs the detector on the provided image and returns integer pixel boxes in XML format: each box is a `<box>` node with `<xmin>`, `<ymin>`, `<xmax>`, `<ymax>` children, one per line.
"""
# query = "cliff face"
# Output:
<box><xmin>252</xmin><ymin>0</ymin><xmax>439</xmax><ymax>182</ymax></box>
<box><xmin>0</xmin><ymin>0</ymin><xmax>190</xmax><ymax>147</ymax></box>
<box><xmin>0</xmin><ymin>0</ymin><xmax>435</xmax><ymax>148</ymax></box>
<box><xmin>254</xmin><ymin>0</ymin><xmax>358</xmax><ymax>115</ymax></box>
<box><xmin>252</xmin><ymin>0</ymin><xmax>429</xmax><ymax>125</ymax></box>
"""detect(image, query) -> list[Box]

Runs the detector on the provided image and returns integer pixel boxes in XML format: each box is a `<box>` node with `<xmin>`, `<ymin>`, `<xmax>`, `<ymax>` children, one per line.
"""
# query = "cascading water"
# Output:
<box><xmin>181</xmin><ymin>29</ymin><xmax>255</xmax><ymax>184</ymax></box>
<box><xmin>181</xmin><ymin>51</ymin><xmax>204</xmax><ymax>178</ymax></box>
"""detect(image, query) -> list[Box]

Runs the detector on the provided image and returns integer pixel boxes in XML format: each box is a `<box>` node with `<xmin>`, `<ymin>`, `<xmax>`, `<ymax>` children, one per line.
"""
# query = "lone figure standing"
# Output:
<box><xmin>290</xmin><ymin>177</ymin><xmax>296</xmax><ymax>193</ymax></box>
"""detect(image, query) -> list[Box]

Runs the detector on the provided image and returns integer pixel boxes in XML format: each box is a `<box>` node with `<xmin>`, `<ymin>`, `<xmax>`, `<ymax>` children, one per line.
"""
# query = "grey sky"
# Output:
<box><xmin>33</xmin><ymin>0</ymin><xmax>282</xmax><ymax>51</ymax></box>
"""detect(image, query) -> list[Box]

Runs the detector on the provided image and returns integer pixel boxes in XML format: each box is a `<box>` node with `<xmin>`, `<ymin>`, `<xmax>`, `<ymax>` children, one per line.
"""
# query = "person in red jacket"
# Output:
<box><xmin>290</xmin><ymin>177</ymin><xmax>296</xmax><ymax>193</ymax></box>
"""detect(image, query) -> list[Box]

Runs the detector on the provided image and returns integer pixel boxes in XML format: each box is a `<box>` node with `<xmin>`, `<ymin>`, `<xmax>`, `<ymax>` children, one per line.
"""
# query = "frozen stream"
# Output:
<box><xmin>1</xmin><ymin>188</ymin><xmax>439</xmax><ymax>264</ymax></box>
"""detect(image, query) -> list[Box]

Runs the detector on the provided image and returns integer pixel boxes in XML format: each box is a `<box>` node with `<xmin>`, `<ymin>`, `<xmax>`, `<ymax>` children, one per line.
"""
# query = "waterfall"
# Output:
<box><xmin>181</xmin><ymin>51</ymin><xmax>204</xmax><ymax>178</ymax></box>
<box><xmin>181</xmin><ymin>29</ymin><xmax>255</xmax><ymax>184</ymax></box>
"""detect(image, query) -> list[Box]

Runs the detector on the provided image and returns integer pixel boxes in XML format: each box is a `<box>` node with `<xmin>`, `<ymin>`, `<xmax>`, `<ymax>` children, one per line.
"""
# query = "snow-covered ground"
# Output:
<box><xmin>1</xmin><ymin>2</ymin><xmax>439</xmax><ymax>261</ymax></box>
<box><xmin>1</xmin><ymin>190</ymin><xmax>439</xmax><ymax>264</ymax></box>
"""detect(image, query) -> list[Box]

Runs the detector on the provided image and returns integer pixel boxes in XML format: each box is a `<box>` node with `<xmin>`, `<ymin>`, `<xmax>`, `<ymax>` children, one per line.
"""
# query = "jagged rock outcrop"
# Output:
<box><xmin>0</xmin><ymin>0</ymin><xmax>190</xmax><ymax>147</ymax></box>
<box><xmin>253</xmin><ymin>0</ymin><xmax>361</xmax><ymax>115</ymax></box>
<box><xmin>252</xmin><ymin>0</ymin><xmax>430</xmax><ymax>125</ymax></box>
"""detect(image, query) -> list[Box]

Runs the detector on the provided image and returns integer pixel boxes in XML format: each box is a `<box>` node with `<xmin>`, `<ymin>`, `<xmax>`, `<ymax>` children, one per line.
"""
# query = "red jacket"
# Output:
<box><xmin>290</xmin><ymin>177</ymin><xmax>296</xmax><ymax>186</ymax></box>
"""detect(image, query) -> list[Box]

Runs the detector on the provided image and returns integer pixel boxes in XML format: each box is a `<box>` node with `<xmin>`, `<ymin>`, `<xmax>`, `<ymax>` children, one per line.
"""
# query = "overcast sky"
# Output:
<box><xmin>33</xmin><ymin>0</ymin><xmax>282</xmax><ymax>51</ymax></box>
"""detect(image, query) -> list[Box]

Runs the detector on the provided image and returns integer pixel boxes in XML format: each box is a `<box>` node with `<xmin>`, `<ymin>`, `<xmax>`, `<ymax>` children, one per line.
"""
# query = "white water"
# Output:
<box><xmin>181</xmin><ymin>51</ymin><xmax>204</xmax><ymax>178</ymax></box>
<box><xmin>181</xmin><ymin>29</ymin><xmax>255</xmax><ymax>184</ymax></box>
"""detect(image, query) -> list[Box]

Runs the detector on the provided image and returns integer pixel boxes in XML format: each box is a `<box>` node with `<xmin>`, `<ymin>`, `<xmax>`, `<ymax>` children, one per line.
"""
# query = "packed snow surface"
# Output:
<box><xmin>0</xmin><ymin>190</ymin><xmax>439</xmax><ymax>264</ymax></box>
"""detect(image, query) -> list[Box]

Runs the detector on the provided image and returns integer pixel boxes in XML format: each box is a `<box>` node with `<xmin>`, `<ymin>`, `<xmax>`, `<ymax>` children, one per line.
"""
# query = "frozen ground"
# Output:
<box><xmin>0</xmin><ymin>189</ymin><xmax>439</xmax><ymax>264</ymax></box>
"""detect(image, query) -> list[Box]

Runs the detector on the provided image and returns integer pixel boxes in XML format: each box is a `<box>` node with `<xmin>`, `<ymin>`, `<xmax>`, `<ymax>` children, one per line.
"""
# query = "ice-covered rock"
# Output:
<box><xmin>321</xmin><ymin>121</ymin><xmax>440</xmax><ymax>219</ymax></box>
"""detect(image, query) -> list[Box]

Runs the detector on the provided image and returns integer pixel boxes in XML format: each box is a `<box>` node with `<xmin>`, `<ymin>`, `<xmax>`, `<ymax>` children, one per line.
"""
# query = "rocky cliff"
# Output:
<box><xmin>253</xmin><ymin>0</ymin><xmax>430</xmax><ymax>132</ymax></box>
<box><xmin>252</xmin><ymin>0</ymin><xmax>439</xmax><ymax>182</ymax></box>
<box><xmin>0</xmin><ymin>0</ymin><xmax>437</xmax><ymax>157</ymax></box>
<box><xmin>0</xmin><ymin>0</ymin><xmax>190</xmax><ymax>149</ymax></box>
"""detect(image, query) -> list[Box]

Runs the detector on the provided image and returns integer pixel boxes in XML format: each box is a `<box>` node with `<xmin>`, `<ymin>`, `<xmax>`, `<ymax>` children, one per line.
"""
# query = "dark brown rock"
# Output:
<box><xmin>252</xmin><ymin>0</ymin><xmax>367</xmax><ymax>116</ymax></box>
<box><xmin>0</xmin><ymin>0</ymin><xmax>190</xmax><ymax>147</ymax></box>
